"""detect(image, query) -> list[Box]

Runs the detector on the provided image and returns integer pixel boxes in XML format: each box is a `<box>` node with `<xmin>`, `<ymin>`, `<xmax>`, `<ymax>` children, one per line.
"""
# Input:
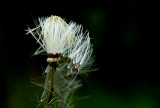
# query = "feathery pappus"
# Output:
<box><xmin>26</xmin><ymin>15</ymin><xmax>94</xmax><ymax>108</ymax></box>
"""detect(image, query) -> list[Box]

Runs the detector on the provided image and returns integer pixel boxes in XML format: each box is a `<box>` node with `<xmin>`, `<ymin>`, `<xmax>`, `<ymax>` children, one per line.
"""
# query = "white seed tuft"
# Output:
<box><xmin>27</xmin><ymin>15</ymin><xmax>94</xmax><ymax>108</ymax></box>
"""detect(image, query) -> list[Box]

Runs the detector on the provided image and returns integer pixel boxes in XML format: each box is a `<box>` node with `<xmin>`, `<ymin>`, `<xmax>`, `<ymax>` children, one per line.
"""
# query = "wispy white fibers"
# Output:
<box><xmin>26</xmin><ymin>15</ymin><xmax>94</xmax><ymax>108</ymax></box>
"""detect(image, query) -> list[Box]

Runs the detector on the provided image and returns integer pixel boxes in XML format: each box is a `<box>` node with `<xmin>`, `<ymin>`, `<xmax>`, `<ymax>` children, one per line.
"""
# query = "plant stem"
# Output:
<box><xmin>45</xmin><ymin>64</ymin><xmax>56</xmax><ymax>108</ymax></box>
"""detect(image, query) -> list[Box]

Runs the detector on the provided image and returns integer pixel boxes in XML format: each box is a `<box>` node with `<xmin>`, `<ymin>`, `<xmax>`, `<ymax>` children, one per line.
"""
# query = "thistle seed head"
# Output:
<box><xmin>27</xmin><ymin>15</ymin><xmax>93</xmax><ymax>73</ymax></box>
<box><xmin>27</xmin><ymin>15</ymin><xmax>94</xmax><ymax>108</ymax></box>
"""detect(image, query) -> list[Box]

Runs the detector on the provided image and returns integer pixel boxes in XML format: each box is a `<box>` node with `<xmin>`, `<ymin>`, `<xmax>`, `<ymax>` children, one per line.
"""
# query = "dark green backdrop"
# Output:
<box><xmin>0</xmin><ymin>1</ymin><xmax>158</xmax><ymax>108</ymax></box>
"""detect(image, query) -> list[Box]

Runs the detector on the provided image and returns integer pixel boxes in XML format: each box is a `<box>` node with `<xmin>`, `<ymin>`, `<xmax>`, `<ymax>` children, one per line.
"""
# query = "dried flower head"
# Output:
<box><xmin>26</xmin><ymin>15</ymin><xmax>94</xmax><ymax>108</ymax></box>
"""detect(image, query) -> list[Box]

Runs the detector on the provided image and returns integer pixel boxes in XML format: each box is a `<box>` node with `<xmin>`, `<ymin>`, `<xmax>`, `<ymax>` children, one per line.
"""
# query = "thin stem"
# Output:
<box><xmin>44</xmin><ymin>77</ymin><xmax>52</xmax><ymax>107</ymax></box>
<box><xmin>44</xmin><ymin>64</ymin><xmax>56</xmax><ymax>108</ymax></box>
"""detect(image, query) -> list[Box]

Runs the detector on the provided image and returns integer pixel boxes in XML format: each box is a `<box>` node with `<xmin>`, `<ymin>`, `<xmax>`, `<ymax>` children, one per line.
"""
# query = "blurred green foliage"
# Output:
<box><xmin>6</xmin><ymin>78</ymin><xmax>160</xmax><ymax>108</ymax></box>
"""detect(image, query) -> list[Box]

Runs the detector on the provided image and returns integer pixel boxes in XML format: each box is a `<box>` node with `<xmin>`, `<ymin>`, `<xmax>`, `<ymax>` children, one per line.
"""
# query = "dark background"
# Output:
<box><xmin>0</xmin><ymin>1</ymin><xmax>159</xmax><ymax>108</ymax></box>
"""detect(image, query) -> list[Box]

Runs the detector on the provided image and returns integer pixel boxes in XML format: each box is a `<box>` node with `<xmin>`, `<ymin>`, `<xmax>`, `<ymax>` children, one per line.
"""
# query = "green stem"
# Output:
<box><xmin>45</xmin><ymin>65</ymin><xmax>55</xmax><ymax>107</ymax></box>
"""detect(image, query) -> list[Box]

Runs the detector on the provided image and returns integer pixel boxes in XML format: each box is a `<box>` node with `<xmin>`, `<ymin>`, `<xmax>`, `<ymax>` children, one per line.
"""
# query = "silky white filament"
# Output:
<box><xmin>26</xmin><ymin>15</ymin><xmax>93</xmax><ymax>108</ymax></box>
